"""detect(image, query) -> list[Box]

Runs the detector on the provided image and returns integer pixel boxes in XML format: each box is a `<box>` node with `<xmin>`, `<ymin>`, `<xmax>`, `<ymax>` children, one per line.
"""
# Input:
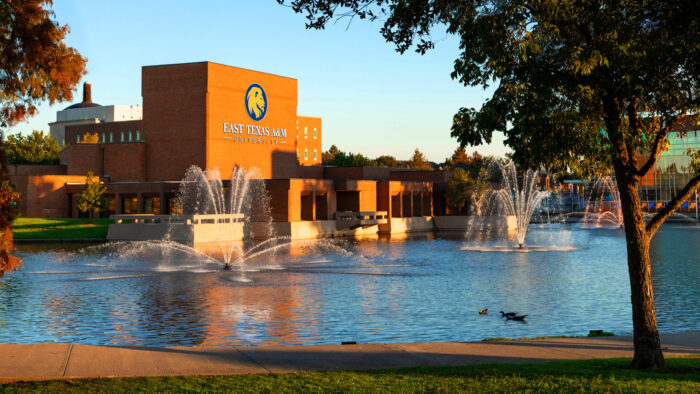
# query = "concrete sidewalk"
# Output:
<box><xmin>1</xmin><ymin>332</ymin><xmax>698</xmax><ymax>382</ymax></box>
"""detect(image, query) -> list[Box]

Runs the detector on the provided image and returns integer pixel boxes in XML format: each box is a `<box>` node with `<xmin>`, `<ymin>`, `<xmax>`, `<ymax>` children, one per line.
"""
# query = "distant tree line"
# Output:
<box><xmin>322</xmin><ymin>145</ymin><xmax>435</xmax><ymax>169</ymax></box>
<box><xmin>321</xmin><ymin>145</ymin><xmax>499</xmax><ymax>172</ymax></box>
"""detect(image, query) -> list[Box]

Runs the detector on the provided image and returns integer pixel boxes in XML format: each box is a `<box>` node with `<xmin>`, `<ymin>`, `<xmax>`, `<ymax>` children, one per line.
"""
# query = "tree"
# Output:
<box><xmin>0</xmin><ymin>143</ymin><xmax>20</xmax><ymax>278</ymax></box>
<box><xmin>4</xmin><ymin>130</ymin><xmax>61</xmax><ymax>164</ymax></box>
<box><xmin>280</xmin><ymin>0</ymin><xmax>700</xmax><ymax>369</ymax></box>
<box><xmin>322</xmin><ymin>145</ymin><xmax>341</xmax><ymax>164</ymax></box>
<box><xmin>375</xmin><ymin>155</ymin><xmax>399</xmax><ymax>167</ymax></box>
<box><xmin>0</xmin><ymin>0</ymin><xmax>86</xmax><ymax>277</ymax></box>
<box><xmin>76</xmin><ymin>171</ymin><xmax>106</xmax><ymax>218</ymax></box>
<box><xmin>445</xmin><ymin>147</ymin><xmax>470</xmax><ymax>169</ymax></box>
<box><xmin>322</xmin><ymin>145</ymin><xmax>379</xmax><ymax>167</ymax></box>
<box><xmin>78</xmin><ymin>132</ymin><xmax>99</xmax><ymax>144</ymax></box>
<box><xmin>0</xmin><ymin>0</ymin><xmax>87</xmax><ymax>128</ymax></box>
<box><xmin>445</xmin><ymin>168</ymin><xmax>474</xmax><ymax>214</ymax></box>
<box><xmin>406</xmin><ymin>148</ymin><xmax>432</xmax><ymax>170</ymax></box>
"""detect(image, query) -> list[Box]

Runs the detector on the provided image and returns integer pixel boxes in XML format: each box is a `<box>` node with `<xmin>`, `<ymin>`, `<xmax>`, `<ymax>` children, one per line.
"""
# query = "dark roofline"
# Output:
<box><xmin>142</xmin><ymin>61</ymin><xmax>298</xmax><ymax>81</ymax></box>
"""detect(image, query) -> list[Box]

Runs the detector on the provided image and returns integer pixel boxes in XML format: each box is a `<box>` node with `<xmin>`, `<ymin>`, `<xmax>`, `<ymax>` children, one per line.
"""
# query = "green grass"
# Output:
<box><xmin>12</xmin><ymin>217</ymin><xmax>112</xmax><ymax>240</ymax></box>
<box><xmin>2</xmin><ymin>357</ymin><xmax>699</xmax><ymax>393</ymax></box>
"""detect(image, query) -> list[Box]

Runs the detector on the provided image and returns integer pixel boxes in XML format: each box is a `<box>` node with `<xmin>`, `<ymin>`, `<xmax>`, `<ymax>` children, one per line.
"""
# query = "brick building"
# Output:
<box><xmin>11</xmin><ymin>62</ymin><xmax>452</xmax><ymax>236</ymax></box>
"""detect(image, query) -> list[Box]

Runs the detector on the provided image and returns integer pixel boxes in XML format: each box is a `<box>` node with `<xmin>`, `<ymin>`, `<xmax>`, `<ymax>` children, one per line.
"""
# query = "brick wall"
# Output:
<box><xmin>62</xmin><ymin>143</ymin><xmax>147</xmax><ymax>182</ymax></box>
<box><xmin>11</xmin><ymin>175</ymin><xmax>86</xmax><ymax>217</ymax></box>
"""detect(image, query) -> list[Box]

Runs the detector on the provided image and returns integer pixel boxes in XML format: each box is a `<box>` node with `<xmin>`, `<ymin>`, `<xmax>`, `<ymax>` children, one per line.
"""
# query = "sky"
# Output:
<box><xmin>7</xmin><ymin>1</ymin><xmax>509</xmax><ymax>162</ymax></box>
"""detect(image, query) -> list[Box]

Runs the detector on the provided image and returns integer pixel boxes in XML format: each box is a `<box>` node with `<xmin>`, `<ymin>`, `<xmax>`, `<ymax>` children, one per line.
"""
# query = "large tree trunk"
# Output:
<box><xmin>614</xmin><ymin>169</ymin><xmax>665</xmax><ymax>369</ymax></box>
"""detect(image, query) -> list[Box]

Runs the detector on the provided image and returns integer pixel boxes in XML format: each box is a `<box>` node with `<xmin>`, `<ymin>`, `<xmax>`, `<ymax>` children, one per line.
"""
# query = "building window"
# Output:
<box><xmin>102</xmin><ymin>133</ymin><xmax>106</xmax><ymax>143</ymax></box>
<box><xmin>76</xmin><ymin>135</ymin><xmax>80</xmax><ymax>143</ymax></box>
<box><xmin>128</xmin><ymin>131</ymin><xmax>132</xmax><ymax>142</ymax></box>
<box><xmin>313</xmin><ymin>128</ymin><xmax>317</xmax><ymax>139</ymax></box>
<box><xmin>304</xmin><ymin>127</ymin><xmax>308</xmax><ymax>139</ymax></box>
<box><xmin>136</xmin><ymin>130</ymin><xmax>140</xmax><ymax>141</ymax></box>
<box><xmin>106</xmin><ymin>196</ymin><xmax>116</xmax><ymax>214</ymax></box>
<box><xmin>144</xmin><ymin>196</ymin><xmax>160</xmax><ymax>214</ymax></box>
<box><xmin>314</xmin><ymin>149</ymin><xmax>317</xmax><ymax>160</ymax></box>
<box><xmin>122</xmin><ymin>196</ymin><xmax>139</xmax><ymax>214</ymax></box>
<box><xmin>120</xmin><ymin>132</ymin><xmax>124</xmax><ymax>142</ymax></box>
<box><xmin>109</xmin><ymin>133</ymin><xmax>113</xmax><ymax>143</ymax></box>
<box><xmin>304</xmin><ymin>149</ymin><xmax>308</xmax><ymax>160</ymax></box>
<box><xmin>296</xmin><ymin>127</ymin><xmax>299</xmax><ymax>137</ymax></box>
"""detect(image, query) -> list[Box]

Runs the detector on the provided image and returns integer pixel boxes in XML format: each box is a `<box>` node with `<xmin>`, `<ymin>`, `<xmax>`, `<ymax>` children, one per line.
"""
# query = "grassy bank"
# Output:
<box><xmin>12</xmin><ymin>217</ymin><xmax>111</xmax><ymax>240</ymax></box>
<box><xmin>2</xmin><ymin>357</ymin><xmax>699</xmax><ymax>393</ymax></box>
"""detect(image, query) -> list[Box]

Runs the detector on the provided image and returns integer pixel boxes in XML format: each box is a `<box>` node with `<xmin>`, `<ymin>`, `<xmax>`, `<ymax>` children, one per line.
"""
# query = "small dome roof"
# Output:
<box><xmin>65</xmin><ymin>101</ymin><xmax>101</xmax><ymax>110</ymax></box>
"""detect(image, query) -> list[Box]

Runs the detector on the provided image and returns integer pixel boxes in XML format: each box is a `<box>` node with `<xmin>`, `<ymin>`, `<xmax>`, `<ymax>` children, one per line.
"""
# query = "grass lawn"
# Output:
<box><xmin>2</xmin><ymin>357</ymin><xmax>699</xmax><ymax>393</ymax></box>
<box><xmin>12</xmin><ymin>217</ymin><xmax>112</xmax><ymax>240</ymax></box>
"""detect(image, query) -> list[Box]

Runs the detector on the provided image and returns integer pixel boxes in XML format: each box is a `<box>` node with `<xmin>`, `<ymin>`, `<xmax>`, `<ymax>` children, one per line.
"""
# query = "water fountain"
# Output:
<box><xmin>462</xmin><ymin>161</ymin><xmax>575</xmax><ymax>251</ymax></box>
<box><xmin>582</xmin><ymin>176</ymin><xmax>623</xmax><ymax>228</ymax></box>
<box><xmin>106</xmin><ymin>166</ymin><xmax>370</xmax><ymax>279</ymax></box>
<box><xmin>491</xmin><ymin>161</ymin><xmax>549</xmax><ymax>248</ymax></box>
<box><xmin>177</xmin><ymin>165</ymin><xmax>273</xmax><ymax>269</ymax></box>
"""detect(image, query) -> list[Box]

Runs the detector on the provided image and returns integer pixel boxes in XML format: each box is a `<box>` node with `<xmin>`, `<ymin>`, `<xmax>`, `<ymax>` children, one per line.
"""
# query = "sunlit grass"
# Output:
<box><xmin>12</xmin><ymin>217</ymin><xmax>112</xmax><ymax>239</ymax></box>
<box><xmin>2</xmin><ymin>357</ymin><xmax>699</xmax><ymax>393</ymax></box>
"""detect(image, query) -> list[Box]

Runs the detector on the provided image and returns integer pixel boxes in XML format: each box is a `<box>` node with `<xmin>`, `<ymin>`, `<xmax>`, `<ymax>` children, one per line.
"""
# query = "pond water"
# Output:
<box><xmin>1</xmin><ymin>224</ymin><xmax>698</xmax><ymax>347</ymax></box>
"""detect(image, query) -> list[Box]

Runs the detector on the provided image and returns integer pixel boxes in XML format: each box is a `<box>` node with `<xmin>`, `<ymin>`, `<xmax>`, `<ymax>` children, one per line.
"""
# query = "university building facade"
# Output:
<box><xmin>11</xmin><ymin>62</ymin><xmax>453</xmax><ymax>237</ymax></box>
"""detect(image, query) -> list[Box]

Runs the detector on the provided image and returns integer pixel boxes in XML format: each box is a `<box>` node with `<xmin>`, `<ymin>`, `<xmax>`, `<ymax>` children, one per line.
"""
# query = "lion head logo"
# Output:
<box><xmin>245</xmin><ymin>84</ymin><xmax>267</xmax><ymax>121</ymax></box>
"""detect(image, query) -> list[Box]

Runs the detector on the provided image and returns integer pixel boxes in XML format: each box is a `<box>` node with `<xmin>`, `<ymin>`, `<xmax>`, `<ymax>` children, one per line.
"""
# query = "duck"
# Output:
<box><xmin>479</xmin><ymin>308</ymin><xmax>488</xmax><ymax>315</ymax></box>
<box><xmin>500</xmin><ymin>311</ymin><xmax>517</xmax><ymax>318</ymax></box>
<box><xmin>507</xmin><ymin>314</ymin><xmax>528</xmax><ymax>321</ymax></box>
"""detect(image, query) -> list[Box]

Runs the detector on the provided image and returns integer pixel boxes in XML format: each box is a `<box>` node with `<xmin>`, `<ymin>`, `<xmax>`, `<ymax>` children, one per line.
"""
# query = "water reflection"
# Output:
<box><xmin>1</xmin><ymin>224</ymin><xmax>698</xmax><ymax>346</ymax></box>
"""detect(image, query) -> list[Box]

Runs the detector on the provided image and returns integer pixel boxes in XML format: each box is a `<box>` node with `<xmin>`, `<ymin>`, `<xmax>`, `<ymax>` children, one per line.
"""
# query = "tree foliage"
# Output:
<box><xmin>445</xmin><ymin>168</ymin><xmax>474</xmax><ymax>213</ymax></box>
<box><xmin>375</xmin><ymin>155</ymin><xmax>399</xmax><ymax>167</ymax></box>
<box><xmin>322</xmin><ymin>145</ymin><xmax>405</xmax><ymax>168</ymax></box>
<box><xmin>76</xmin><ymin>171</ymin><xmax>106</xmax><ymax>218</ymax></box>
<box><xmin>0</xmin><ymin>0</ymin><xmax>86</xmax><ymax>278</ymax></box>
<box><xmin>0</xmin><ymin>140</ymin><xmax>19</xmax><ymax>278</ymax></box>
<box><xmin>4</xmin><ymin>130</ymin><xmax>61</xmax><ymax>164</ymax></box>
<box><xmin>444</xmin><ymin>148</ymin><xmax>489</xmax><ymax>178</ymax></box>
<box><xmin>0</xmin><ymin>0</ymin><xmax>87</xmax><ymax>127</ymax></box>
<box><xmin>406</xmin><ymin>148</ymin><xmax>432</xmax><ymax>170</ymax></box>
<box><xmin>78</xmin><ymin>132</ymin><xmax>99</xmax><ymax>144</ymax></box>
<box><xmin>0</xmin><ymin>181</ymin><xmax>20</xmax><ymax>278</ymax></box>
<box><xmin>279</xmin><ymin>0</ymin><xmax>700</xmax><ymax>370</ymax></box>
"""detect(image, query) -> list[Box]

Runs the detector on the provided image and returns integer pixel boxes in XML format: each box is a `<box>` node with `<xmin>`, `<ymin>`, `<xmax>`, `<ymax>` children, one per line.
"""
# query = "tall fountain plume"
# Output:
<box><xmin>490</xmin><ymin>161</ymin><xmax>549</xmax><ymax>248</ymax></box>
<box><xmin>178</xmin><ymin>166</ymin><xmax>272</xmax><ymax>268</ymax></box>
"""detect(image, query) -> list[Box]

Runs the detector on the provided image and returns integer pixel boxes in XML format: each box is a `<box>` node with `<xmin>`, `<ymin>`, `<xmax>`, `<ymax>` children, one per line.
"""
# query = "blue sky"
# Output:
<box><xmin>8</xmin><ymin>1</ymin><xmax>508</xmax><ymax>162</ymax></box>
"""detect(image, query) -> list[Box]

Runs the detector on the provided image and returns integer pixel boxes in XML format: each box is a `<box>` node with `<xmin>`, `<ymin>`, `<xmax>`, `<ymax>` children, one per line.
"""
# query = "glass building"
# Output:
<box><xmin>639</xmin><ymin>123</ymin><xmax>700</xmax><ymax>213</ymax></box>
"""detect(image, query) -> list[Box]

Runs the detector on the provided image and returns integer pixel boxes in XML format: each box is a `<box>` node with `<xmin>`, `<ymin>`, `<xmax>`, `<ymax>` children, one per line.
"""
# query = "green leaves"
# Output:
<box><xmin>445</xmin><ymin>168</ymin><xmax>475</xmax><ymax>211</ymax></box>
<box><xmin>76</xmin><ymin>172</ymin><xmax>107</xmax><ymax>218</ymax></box>
<box><xmin>3</xmin><ymin>130</ymin><xmax>61</xmax><ymax>165</ymax></box>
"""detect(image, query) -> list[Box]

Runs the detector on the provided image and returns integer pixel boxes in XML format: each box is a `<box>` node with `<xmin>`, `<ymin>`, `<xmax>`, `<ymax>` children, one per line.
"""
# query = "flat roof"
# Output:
<box><xmin>142</xmin><ymin>61</ymin><xmax>297</xmax><ymax>81</ymax></box>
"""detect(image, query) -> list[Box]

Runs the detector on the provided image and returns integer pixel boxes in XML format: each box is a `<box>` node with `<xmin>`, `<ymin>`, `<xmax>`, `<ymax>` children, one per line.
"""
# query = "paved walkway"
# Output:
<box><xmin>1</xmin><ymin>332</ymin><xmax>699</xmax><ymax>382</ymax></box>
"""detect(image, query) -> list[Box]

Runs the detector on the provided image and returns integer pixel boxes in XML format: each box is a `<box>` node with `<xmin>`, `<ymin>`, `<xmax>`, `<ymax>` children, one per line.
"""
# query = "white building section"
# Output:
<box><xmin>49</xmin><ymin>82</ymin><xmax>142</xmax><ymax>145</ymax></box>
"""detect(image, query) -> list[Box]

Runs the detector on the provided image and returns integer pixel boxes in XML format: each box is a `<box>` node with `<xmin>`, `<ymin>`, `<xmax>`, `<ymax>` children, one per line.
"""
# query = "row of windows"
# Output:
<box><xmin>76</xmin><ymin>130</ymin><xmax>141</xmax><ymax>143</ymax></box>
<box><xmin>295</xmin><ymin>126</ymin><xmax>318</xmax><ymax>139</ymax></box>
<box><xmin>296</xmin><ymin>148</ymin><xmax>318</xmax><ymax>161</ymax></box>
<box><xmin>665</xmin><ymin>131</ymin><xmax>700</xmax><ymax>155</ymax></box>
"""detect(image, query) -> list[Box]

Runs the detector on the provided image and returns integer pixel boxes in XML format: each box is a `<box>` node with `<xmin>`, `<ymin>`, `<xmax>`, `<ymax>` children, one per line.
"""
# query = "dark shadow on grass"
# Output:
<box><xmin>66</xmin><ymin>342</ymin><xmax>700</xmax><ymax>377</ymax></box>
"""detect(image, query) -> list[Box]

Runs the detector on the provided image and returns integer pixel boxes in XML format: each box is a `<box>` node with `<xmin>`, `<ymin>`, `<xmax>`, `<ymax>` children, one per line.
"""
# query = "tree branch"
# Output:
<box><xmin>626</xmin><ymin>98</ymin><xmax>639</xmax><ymax>169</ymax></box>
<box><xmin>646</xmin><ymin>173</ymin><xmax>700</xmax><ymax>238</ymax></box>
<box><xmin>636</xmin><ymin>113</ymin><xmax>685</xmax><ymax>177</ymax></box>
